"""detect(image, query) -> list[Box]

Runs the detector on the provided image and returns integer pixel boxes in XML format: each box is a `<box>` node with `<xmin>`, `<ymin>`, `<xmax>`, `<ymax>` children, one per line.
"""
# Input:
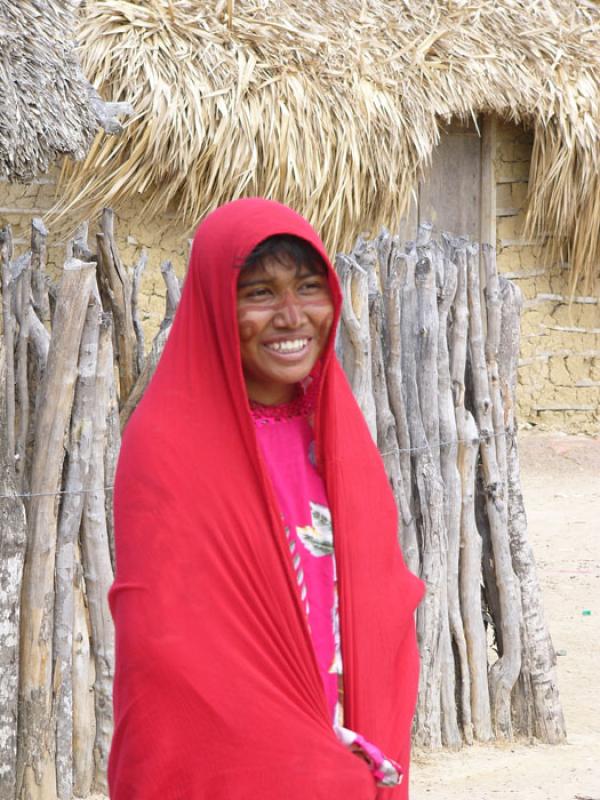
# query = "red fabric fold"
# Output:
<box><xmin>108</xmin><ymin>198</ymin><xmax>425</xmax><ymax>799</ymax></box>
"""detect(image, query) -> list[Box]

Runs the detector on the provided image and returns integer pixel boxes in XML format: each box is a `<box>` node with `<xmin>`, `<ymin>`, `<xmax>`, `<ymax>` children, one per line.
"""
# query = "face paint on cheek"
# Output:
<box><xmin>318</xmin><ymin>311</ymin><xmax>335</xmax><ymax>343</ymax></box>
<box><xmin>237</xmin><ymin>316</ymin><xmax>259</xmax><ymax>343</ymax></box>
<box><xmin>304</xmin><ymin>294</ymin><xmax>333</xmax><ymax>307</ymax></box>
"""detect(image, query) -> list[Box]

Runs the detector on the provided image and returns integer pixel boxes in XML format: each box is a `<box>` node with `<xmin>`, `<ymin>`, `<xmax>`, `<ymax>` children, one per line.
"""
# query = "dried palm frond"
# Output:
<box><xmin>56</xmin><ymin>0</ymin><xmax>600</xmax><ymax>289</ymax></box>
<box><xmin>0</xmin><ymin>1</ymin><xmax>128</xmax><ymax>182</ymax></box>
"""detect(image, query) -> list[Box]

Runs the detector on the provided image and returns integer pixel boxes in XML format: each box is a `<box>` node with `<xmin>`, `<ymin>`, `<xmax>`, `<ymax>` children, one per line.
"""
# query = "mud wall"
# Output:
<box><xmin>495</xmin><ymin>120</ymin><xmax>599</xmax><ymax>433</ymax></box>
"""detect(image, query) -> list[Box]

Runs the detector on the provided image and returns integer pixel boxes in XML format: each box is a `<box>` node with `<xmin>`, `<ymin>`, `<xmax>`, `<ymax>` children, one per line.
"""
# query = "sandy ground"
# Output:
<box><xmin>411</xmin><ymin>431</ymin><xmax>600</xmax><ymax>800</ymax></box>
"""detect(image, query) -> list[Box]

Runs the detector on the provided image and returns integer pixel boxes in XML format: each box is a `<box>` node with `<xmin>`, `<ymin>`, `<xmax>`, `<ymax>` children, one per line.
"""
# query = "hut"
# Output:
<box><xmin>1</xmin><ymin>0</ymin><xmax>599</xmax><ymax>433</ymax></box>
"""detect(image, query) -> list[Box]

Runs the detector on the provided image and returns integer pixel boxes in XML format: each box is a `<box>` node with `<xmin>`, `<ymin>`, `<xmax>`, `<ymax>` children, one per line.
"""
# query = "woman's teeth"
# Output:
<box><xmin>265</xmin><ymin>338</ymin><xmax>309</xmax><ymax>353</ymax></box>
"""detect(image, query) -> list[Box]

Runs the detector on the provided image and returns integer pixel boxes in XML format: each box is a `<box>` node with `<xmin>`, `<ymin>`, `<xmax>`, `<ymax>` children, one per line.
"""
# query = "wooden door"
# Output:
<box><xmin>415</xmin><ymin>116</ymin><xmax>496</xmax><ymax>246</ymax></box>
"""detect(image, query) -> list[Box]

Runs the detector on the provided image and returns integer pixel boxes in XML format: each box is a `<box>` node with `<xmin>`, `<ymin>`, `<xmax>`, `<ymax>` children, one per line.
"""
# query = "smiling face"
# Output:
<box><xmin>236</xmin><ymin>243</ymin><xmax>334</xmax><ymax>406</ymax></box>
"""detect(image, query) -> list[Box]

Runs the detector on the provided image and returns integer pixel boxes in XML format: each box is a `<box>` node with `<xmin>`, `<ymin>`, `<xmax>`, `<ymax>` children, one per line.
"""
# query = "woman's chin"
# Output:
<box><xmin>272</xmin><ymin>360</ymin><xmax>317</xmax><ymax>386</ymax></box>
<box><xmin>245</xmin><ymin>366</ymin><xmax>313</xmax><ymax>405</ymax></box>
<box><xmin>266</xmin><ymin>370</ymin><xmax>309</xmax><ymax>393</ymax></box>
<box><xmin>261</xmin><ymin>351</ymin><xmax>318</xmax><ymax>384</ymax></box>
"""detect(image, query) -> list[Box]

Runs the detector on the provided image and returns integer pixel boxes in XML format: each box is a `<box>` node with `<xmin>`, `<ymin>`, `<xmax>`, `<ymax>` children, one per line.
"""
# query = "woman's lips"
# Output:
<box><xmin>262</xmin><ymin>337</ymin><xmax>312</xmax><ymax>360</ymax></box>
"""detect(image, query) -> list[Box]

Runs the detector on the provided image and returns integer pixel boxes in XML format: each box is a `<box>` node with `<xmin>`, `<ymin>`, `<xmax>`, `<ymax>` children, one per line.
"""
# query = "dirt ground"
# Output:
<box><xmin>411</xmin><ymin>431</ymin><xmax>600</xmax><ymax>800</ymax></box>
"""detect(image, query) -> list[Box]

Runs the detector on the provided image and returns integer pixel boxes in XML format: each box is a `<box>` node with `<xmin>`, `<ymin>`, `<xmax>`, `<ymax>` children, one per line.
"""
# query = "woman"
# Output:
<box><xmin>108</xmin><ymin>198</ymin><xmax>424</xmax><ymax>799</ymax></box>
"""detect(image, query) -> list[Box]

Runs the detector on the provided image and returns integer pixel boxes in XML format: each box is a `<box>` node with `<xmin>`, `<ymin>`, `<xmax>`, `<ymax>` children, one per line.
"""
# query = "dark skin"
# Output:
<box><xmin>236</xmin><ymin>254</ymin><xmax>334</xmax><ymax>405</ymax></box>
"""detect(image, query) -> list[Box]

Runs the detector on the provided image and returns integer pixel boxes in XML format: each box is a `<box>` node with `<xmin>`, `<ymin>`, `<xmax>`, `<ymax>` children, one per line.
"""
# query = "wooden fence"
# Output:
<box><xmin>0</xmin><ymin>212</ymin><xmax>565</xmax><ymax>800</ymax></box>
<box><xmin>335</xmin><ymin>226</ymin><xmax>565</xmax><ymax>749</ymax></box>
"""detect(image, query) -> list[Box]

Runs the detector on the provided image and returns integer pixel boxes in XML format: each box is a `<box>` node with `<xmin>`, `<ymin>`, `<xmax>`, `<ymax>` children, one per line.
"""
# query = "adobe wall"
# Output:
<box><xmin>1</xmin><ymin>128</ymin><xmax>598</xmax><ymax>433</ymax></box>
<box><xmin>495</xmin><ymin>120</ymin><xmax>599</xmax><ymax>433</ymax></box>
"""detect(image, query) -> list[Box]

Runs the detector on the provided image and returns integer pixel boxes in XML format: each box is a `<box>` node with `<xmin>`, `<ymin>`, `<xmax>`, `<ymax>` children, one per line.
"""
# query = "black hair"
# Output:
<box><xmin>239</xmin><ymin>234</ymin><xmax>327</xmax><ymax>276</ymax></box>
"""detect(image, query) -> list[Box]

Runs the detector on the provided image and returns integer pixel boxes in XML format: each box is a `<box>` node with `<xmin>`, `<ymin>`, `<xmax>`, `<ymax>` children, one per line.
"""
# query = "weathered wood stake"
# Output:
<box><xmin>17</xmin><ymin>258</ymin><xmax>95</xmax><ymax>800</ymax></box>
<box><xmin>0</xmin><ymin>342</ymin><xmax>27</xmax><ymax>800</ymax></box>
<box><xmin>53</xmin><ymin>293</ymin><xmax>101</xmax><ymax>799</ymax></box>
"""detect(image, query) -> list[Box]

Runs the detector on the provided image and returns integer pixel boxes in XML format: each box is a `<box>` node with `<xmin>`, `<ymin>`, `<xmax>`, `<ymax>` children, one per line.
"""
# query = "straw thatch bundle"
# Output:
<box><xmin>0</xmin><ymin>0</ymin><xmax>131</xmax><ymax>182</ymax></box>
<box><xmin>58</xmin><ymin>0</ymin><xmax>600</xmax><ymax>292</ymax></box>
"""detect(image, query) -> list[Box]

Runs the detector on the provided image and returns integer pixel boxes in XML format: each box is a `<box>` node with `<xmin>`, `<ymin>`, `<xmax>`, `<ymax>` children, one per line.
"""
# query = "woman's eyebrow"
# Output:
<box><xmin>237</xmin><ymin>268</ymin><xmax>315</xmax><ymax>288</ymax></box>
<box><xmin>237</xmin><ymin>275</ymin><xmax>273</xmax><ymax>288</ymax></box>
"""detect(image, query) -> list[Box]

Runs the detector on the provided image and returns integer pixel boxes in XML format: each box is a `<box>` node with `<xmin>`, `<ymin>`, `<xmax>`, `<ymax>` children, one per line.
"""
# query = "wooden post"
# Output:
<box><xmin>25</xmin><ymin>298</ymin><xmax>50</xmax><ymax>503</ymax></box>
<box><xmin>80</xmin><ymin>314</ymin><xmax>116</xmax><ymax>794</ymax></box>
<box><xmin>30</xmin><ymin>218</ymin><xmax>51</xmax><ymax>327</ymax></box>
<box><xmin>53</xmin><ymin>293</ymin><xmax>101</xmax><ymax>799</ymax></box>
<box><xmin>498</xmin><ymin>277</ymin><xmax>567</xmax><ymax>743</ymax></box>
<box><xmin>14</xmin><ymin>254</ymin><xmax>32</xmax><ymax>490</ymax></box>
<box><xmin>0</xmin><ymin>341</ymin><xmax>28</xmax><ymax>800</ymax></box>
<box><xmin>414</xmin><ymin>237</ymin><xmax>440</xmax><ymax>458</ymax></box>
<box><xmin>131</xmin><ymin>250</ymin><xmax>148</xmax><ymax>374</ymax></box>
<box><xmin>160</xmin><ymin>259</ymin><xmax>181</xmax><ymax>326</ymax></box>
<box><xmin>72</xmin><ymin>541</ymin><xmax>95</xmax><ymax>797</ymax></box>
<box><xmin>96</xmin><ymin>208</ymin><xmax>138</xmax><ymax>402</ymax></box>
<box><xmin>336</xmin><ymin>253</ymin><xmax>377</xmax><ymax>440</ymax></box>
<box><xmin>450</xmin><ymin>242</ymin><xmax>492</xmax><ymax>742</ymax></box>
<box><xmin>466</xmin><ymin>243</ymin><xmax>521</xmax><ymax>739</ymax></box>
<box><xmin>399</xmin><ymin>246</ymin><xmax>445</xmax><ymax>749</ymax></box>
<box><xmin>27</xmin><ymin>305</ymin><xmax>50</xmax><ymax>366</ymax></box>
<box><xmin>436</xmin><ymin>246</ymin><xmax>472</xmax><ymax>744</ymax></box>
<box><xmin>17</xmin><ymin>258</ymin><xmax>95</xmax><ymax>800</ymax></box>
<box><xmin>375</xmin><ymin>228</ymin><xmax>393</xmax><ymax>294</ymax></box>
<box><xmin>413</xmin><ymin>237</ymin><xmax>460</xmax><ymax>748</ymax></box>
<box><xmin>369</xmin><ymin>291</ymin><xmax>415</xmax><ymax>556</ymax></box>
<box><xmin>1</xmin><ymin>226</ymin><xmax>16</xmax><ymax>473</ymax></box>
<box><xmin>384</xmin><ymin>244</ymin><xmax>419</xmax><ymax>575</ymax></box>
<box><xmin>458</xmin><ymin>412</ymin><xmax>493</xmax><ymax>741</ymax></box>
<box><xmin>103</xmin><ymin>312</ymin><xmax>121</xmax><ymax>567</ymax></box>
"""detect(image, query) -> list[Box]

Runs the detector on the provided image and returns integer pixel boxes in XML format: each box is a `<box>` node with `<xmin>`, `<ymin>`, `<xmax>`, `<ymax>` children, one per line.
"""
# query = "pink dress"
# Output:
<box><xmin>251</xmin><ymin>383</ymin><xmax>402</xmax><ymax>788</ymax></box>
<box><xmin>251</xmin><ymin>387</ymin><xmax>342</xmax><ymax>722</ymax></box>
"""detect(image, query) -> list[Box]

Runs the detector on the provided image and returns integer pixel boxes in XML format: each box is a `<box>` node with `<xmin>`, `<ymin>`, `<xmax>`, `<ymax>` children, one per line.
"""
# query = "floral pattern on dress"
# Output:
<box><xmin>296</xmin><ymin>502</ymin><xmax>334</xmax><ymax>557</ymax></box>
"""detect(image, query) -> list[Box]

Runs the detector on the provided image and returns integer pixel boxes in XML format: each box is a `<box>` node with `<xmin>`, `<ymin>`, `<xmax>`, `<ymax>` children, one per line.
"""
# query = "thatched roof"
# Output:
<box><xmin>0</xmin><ymin>0</ymin><xmax>130</xmax><ymax>182</ymax></box>
<box><xmin>58</xmin><ymin>0</ymin><xmax>599</xmax><ymax>290</ymax></box>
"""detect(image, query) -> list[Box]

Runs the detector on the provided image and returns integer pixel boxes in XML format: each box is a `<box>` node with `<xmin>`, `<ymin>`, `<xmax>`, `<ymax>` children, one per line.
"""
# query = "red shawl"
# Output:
<box><xmin>109</xmin><ymin>198</ymin><xmax>425</xmax><ymax>799</ymax></box>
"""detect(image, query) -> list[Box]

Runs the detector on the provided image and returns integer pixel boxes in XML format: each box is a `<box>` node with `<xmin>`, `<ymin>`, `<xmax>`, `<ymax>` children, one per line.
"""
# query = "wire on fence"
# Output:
<box><xmin>379</xmin><ymin>427</ymin><xmax>512</xmax><ymax>457</ymax></box>
<box><xmin>0</xmin><ymin>428</ymin><xmax>514</xmax><ymax>501</ymax></box>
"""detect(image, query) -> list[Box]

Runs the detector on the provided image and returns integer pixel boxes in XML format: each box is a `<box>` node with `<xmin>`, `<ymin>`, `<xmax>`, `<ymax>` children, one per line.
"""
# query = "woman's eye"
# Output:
<box><xmin>247</xmin><ymin>287</ymin><xmax>271</xmax><ymax>298</ymax></box>
<box><xmin>300</xmin><ymin>280</ymin><xmax>324</xmax><ymax>291</ymax></box>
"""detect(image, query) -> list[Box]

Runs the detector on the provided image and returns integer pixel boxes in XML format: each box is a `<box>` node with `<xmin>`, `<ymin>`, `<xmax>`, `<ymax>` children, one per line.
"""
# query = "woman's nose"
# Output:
<box><xmin>273</xmin><ymin>291</ymin><xmax>303</xmax><ymax>327</ymax></box>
